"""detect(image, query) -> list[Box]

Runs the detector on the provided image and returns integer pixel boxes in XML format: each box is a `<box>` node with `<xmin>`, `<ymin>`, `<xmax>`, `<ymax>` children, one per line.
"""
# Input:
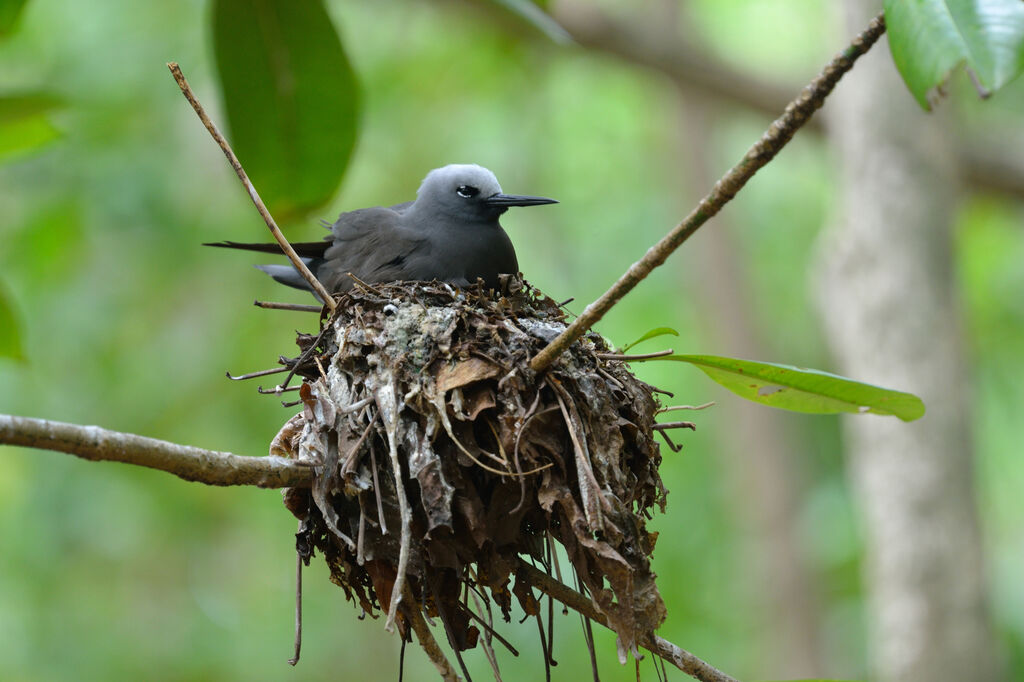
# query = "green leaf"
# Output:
<box><xmin>0</xmin><ymin>0</ymin><xmax>30</xmax><ymax>37</ymax></box>
<box><xmin>212</xmin><ymin>0</ymin><xmax>361</xmax><ymax>221</ymax></box>
<box><xmin>0</xmin><ymin>283</ymin><xmax>25</xmax><ymax>362</ymax></box>
<box><xmin>885</xmin><ymin>0</ymin><xmax>1024</xmax><ymax>109</ymax></box>
<box><xmin>621</xmin><ymin>326</ymin><xmax>679</xmax><ymax>352</ymax></box>
<box><xmin>0</xmin><ymin>93</ymin><xmax>62</xmax><ymax>162</ymax></box>
<box><xmin>644</xmin><ymin>354</ymin><xmax>926</xmax><ymax>421</ymax></box>
<box><xmin>485</xmin><ymin>0</ymin><xmax>571</xmax><ymax>44</ymax></box>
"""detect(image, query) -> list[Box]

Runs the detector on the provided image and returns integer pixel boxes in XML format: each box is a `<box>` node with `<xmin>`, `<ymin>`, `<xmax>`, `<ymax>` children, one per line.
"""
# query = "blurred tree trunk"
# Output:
<box><xmin>815</xmin><ymin>2</ymin><xmax>1002</xmax><ymax>681</ymax></box>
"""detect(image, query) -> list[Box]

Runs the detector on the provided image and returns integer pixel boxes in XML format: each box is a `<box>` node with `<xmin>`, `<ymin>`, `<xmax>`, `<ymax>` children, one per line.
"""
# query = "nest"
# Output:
<box><xmin>272</xmin><ymin>277</ymin><xmax>673</xmax><ymax>673</ymax></box>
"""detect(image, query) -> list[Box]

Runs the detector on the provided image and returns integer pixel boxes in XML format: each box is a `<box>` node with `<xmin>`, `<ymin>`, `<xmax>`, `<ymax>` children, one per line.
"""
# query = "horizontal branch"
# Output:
<box><xmin>2</xmin><ymin>411</ymin><xmax>737</xmax><ymax>680</ymax></box>
<box><xmin>0</xmin><ymin>414</ymin><xmax>312</xmax><ymax>489</ymax></box>
<box><xmin>517</xmin><ymin>560</ymin><xmax>740</xmax><ymax>682</ymax></box>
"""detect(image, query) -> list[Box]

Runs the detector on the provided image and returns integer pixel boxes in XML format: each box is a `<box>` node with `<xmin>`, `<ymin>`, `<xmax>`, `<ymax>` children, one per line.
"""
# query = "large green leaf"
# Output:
<box><xmin>885</xmin><ymin>0</ymin><xmax>1024</xmax><ymax>109</ymax></box>
<box><xmin>0</xmin><ymin>93</ymin><xmax>61</xmax><ymax>162</ymax></box>
<box><xmin>0</xmin><ymin>283</ymin><xmax>25</xmax><ymax>362</ymax></box>
<box><xmin>212</xmin><ymin>0</ymin><xmax>361</xmax><ymax>221</ymax></box>
<box><xmin>640</xmin><ymin>354</ymin><xmax>925</xmax><ymax>421</ymax></box>
<box><xmin>0</xmin><ymin>0</ymin><xmax>30</xmax><ymax>37</ymax></box>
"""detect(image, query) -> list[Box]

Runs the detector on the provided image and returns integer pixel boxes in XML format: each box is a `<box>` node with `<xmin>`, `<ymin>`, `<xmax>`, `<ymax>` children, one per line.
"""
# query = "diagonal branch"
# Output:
<box><xmin>0</xmin><ymin>414</ymin><xmax>312</xmax><ymax>488</ymax></box>
<box><xmin>167</xmin><ymin>62</ymin><xmax>337</xmax><ymax>312</ymax></box>
<box><xmin>543</xmin><ymin>0</ymin><xmax>1024</xmax><ymax>198</ymax></box>
<box><xmin>528</xmin><ymin>12</ymin><xmax>887</xmax><ymax>373</ymax></box>
<box><xmin>516</xmin><ymin>560</ymin><xmax>740</xmax><ymax>682</ymax></box>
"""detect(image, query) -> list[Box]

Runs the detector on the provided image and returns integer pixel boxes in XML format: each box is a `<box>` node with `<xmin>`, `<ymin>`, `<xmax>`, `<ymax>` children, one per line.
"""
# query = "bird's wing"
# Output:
<box><xmin>319</xmin><ymin>206</ymin><xmax>428</xmax><ymax>291</ymax></box>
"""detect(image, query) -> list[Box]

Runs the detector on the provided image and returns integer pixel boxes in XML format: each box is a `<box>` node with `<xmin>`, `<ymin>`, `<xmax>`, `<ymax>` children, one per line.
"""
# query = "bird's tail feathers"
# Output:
<box><xmin>254</xmin><ymin>263</ymin><xmax>317</xmax><ymax>293</ymax></box>
<box><xmin>204</xmin><ymin>240</ymin><xmax>329</xmax><ymax>258</ymax></box>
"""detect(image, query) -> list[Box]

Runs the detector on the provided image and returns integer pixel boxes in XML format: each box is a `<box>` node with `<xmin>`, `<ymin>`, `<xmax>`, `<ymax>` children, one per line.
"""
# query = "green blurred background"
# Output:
<box><xmin>1</xmin><ymin>1</ymin><xmax>1022</xmax><ymax>680</ymax></box>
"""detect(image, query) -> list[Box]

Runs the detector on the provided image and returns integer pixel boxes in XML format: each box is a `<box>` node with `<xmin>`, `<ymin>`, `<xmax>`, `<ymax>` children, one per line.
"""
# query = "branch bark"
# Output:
<box><xmin>516</xmin><ymin>560</ymin><xmax>740</xmax><ymax>682</ymax></box>
<box><xmin>403</xmin><ymin>585</ymin><xmax>460</xmax><ymax>682</ymax></box>
<box><xmin>549</xmin><ymin>0</ymin><xmax>1024</xmax><ymax>199</ymax></box>
<box><xmin>167</xmin><ymin>62</ymin><xmax>337</xmax><ymax>312</ymax></box>
<box><xmin>529</xmin><ymin>12</ymin><xmax>887</xmax><ymax>373</ymax></box>
<box><xmin>2</xmin><ymin>412</ymin><xmax>735</xmax><ymax>682</ymax></box>
<box><xmin>0</xmin><ymin>414</ymin><xmax>312</xmax><ymax>488</ymax></box>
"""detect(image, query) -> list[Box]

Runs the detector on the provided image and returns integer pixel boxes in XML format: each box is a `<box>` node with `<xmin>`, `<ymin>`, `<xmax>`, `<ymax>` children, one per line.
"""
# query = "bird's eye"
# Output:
<box><xmin>456</xmin><ymin>185</ymin><xmax>479</xmax><ymax>198</ymax></box>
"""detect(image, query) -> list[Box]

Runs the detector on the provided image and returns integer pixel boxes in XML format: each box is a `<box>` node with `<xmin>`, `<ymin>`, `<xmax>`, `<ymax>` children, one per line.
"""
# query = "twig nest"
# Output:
<box><xmin>277</xmin><ymin>277</ymin><xmax>669</xmax><ymax>661</ymax></box>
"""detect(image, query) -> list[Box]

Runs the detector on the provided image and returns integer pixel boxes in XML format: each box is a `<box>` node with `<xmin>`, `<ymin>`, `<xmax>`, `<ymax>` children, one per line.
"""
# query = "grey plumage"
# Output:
<box><xmin>206</xmin><ymin>164</ymin><xmax>556</xmax><ymax>296</ymax></box>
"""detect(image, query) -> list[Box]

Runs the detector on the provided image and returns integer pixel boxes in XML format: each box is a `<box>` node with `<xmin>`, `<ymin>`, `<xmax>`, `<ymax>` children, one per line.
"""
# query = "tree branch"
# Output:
<box><xmin>403</xmin><ymin>585</ymin><xmax>460</xmax><ymax>682</ymax></box>
<box><xmin>516</xmin><ymin>560</ymin><xmax>740</xmax><ymax>682</ymax></box>
<box><xmin>0</xmin><ymin>414</ymin><xmax>312</xmax><ymax>488</ymax></box>
<box><xmin>166</xmin><ymin>62</ymin><xmax>338</xmax><ymax>312</ymax></box>
<box><xmin>550</xmin><ymin>0</ymin><xmax>1024</xmax><ymax>199</ymax></box>
<box><xmin>529</xmin><ymin>12</ymin><xmax>886</xmax><ymax>373</ymax></box>
<box><xmin>2</xmin><ymin>411</ymin><xmax>740</xmax><ymax>680</ymax></box>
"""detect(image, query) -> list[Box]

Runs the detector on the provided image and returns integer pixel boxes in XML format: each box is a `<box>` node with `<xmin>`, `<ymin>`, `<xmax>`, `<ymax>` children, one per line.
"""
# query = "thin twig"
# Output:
<box><xmin>548</xmin><ymin>377</ymin><xmax>607</xmax><ymax>530</ymax></box>
<box><xmin>255</xmin><ymin>300</ymin><xmax>324</xmax><ymax>313</ymax></box>
<box><xmin>538</xmin><ymin>2</ymin><xmax>1024</xmax><ymax>199</ymax></box>
<box><xmin>167</xmin><ymin>62</ymin><xmax>337</xmax><ymax>312</ymax></box>
<box><xmin>226</xmin><ymin>366</ymin><xmax>288</xmax><ymax>381</ymax></box>
<box><xmin>645</xmin><ymin>384</ymin><xmax>675</xmax><ymax>397</ymax></box>
<box><xmin>279</xmin><ymin>323</ymin><xmax>332</xmax><ymax>390</ymax></box>
<box><xmin>0</xmin><ymin>414</ymin><xmax>312</xmax><ymax>488</ymax></box>
<box><xmin>653</xmin><ymin>421</ymin><xmax>697</xmax><ymax>431</ymax></box>
<box><xmin>528</xmin><ymin>12</ymin><xmax>887</xmax><ymax>373</ymax></box>
<box><xmin>4</xmin><ymin>413</ymin><xmax>744</xmax><ymax>680</ymax></box>
<box><xmin>346</xmin><ymin>272</ymin><xmax>385</xmax><ymax>296</ymax></box>
<box><xmin>258</xmin><ymin>385</ymin><xmax>301</xmax><ymax>395</ymax></box>
<box><xmin>657</xmin><ymin>430</ymin><xmax>683</xmax><ymax>453</ymax></box>
<box><xmin>369</xmin><ymin>427</ymin><xmax>388</xmax><ymax>535</ymax></box>
<box><xmin>377</xmin><ymin>384</ymin><xmax>413</xmax><ymax>633</ymax></box>
<box><xmin>287</xmin><ymin>532</ymin><xmax>303</xmax><ymax>666</ymax></box>
<box><xmin>517</xmin><ymin>559</ymin><xmax>741</xmax><ymax>682</ymax></box>
<box><xmin>657</xmin><ymin>402</ymin><xmax>715</xmax><ymax>413</ymax></box>
<box><xmin>463</xmin><ymin>600</ymin><xmax>520</xmax><ymax>656</ymax></box>
<box><xmin>468</xmin><ymin>591</ymin><xmax>506</xmax><ymax>681</ymax></box>
<box><xmin>596</xmin><ymin>349</ymin><xmax>674</xmax><ymax>361</ymax></box>
<box><xmin>341</xmin><ymin>411</ymin><xmax>378</xmax><ymax>473</ymax></box>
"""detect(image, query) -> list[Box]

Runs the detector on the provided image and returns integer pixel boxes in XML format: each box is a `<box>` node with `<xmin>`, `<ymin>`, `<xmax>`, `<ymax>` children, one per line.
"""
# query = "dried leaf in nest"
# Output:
<box><xmin>274</xmin><ymin>276</ymin><xmax>677</xmax><ymax>669</ymax></box>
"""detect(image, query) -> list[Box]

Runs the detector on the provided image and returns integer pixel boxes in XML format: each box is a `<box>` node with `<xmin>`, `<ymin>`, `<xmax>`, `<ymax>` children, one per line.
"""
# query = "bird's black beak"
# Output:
<box><xmin>483</xmin><ymin>193</ymin><xmax>558</xmax><ymax>208</ymax></box>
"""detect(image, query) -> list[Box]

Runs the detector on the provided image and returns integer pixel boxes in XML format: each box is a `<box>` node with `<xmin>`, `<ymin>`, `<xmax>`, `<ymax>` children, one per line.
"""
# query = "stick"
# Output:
<box><xmin>254</xmin><ymin>300</ymin><xmax>324</xmax><ymax>313</ymax></box>
<box><xmin>528</xmin><ymin>12</ymin><xmax>887</xmax><ymax>373</ymax></box>
<box><xmin>653</xmin><ymin>421</ymin><xmax>697</xmax><ymax>431</ymax></box>
<box><xmin>226</xmin><ymin>366</ymin><xmax>288</xmax><ymax>381</ymax></box>
<box><xmin>4</xmin><ymin>413</ymin><xmax>743</xmax><ymax>680</ymax></box>
<box><xmin>167</xmin><ymin>62</ymin><xmax>337</xmax><ymax>312</ymax></box>
<box><xmin>0</xmin><ymin>414</ymin><xmax>312</xmax><ymax>488</ymax></box>
<box><xmin>516</xmin><ymin>560</ymin><xmax>740</xmax><ymax>682</ymax></box>
<box><xmin>403</xmin><ymin>585</ymin><xmax>460</xmax><ymax>682</ymax></box>
<box><xmin>287</xmin><ymin>537</ymin><xmax>303</xmax><ymax>666</ymax></box>
<box><xmin>595</xmin><ymin>349</ymin><xmax>674</xmax><ymax>361</ymax></box>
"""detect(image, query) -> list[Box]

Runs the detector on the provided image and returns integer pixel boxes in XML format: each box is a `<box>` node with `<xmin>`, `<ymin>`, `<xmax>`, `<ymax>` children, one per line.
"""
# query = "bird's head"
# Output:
<box><xmin>415</xmin><ymin>164</ymin><xmax>557</xmax><ymax>223</ymax></box>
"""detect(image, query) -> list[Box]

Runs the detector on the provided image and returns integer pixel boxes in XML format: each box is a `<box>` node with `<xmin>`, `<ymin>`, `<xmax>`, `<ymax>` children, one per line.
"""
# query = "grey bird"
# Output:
<box><xmin>205</xmin><ymin>164</ymin><xmax>556</xmax><ymax>295</ymax></box>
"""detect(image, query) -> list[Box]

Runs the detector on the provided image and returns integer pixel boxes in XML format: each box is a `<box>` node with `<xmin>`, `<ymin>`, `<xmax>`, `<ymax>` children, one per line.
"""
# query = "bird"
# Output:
<box><xmin>205</xmin><ymin>164</ymin><xmax>557</xmax><ymax>296</ymax></box>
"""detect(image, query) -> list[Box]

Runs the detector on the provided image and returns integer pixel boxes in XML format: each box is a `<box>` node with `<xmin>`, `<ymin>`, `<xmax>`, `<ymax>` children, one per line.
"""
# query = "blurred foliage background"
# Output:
<box><xmin>1</xmin><ymin>0</ymin><xmax>1022</xmax><ymax>680</ymax></box>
